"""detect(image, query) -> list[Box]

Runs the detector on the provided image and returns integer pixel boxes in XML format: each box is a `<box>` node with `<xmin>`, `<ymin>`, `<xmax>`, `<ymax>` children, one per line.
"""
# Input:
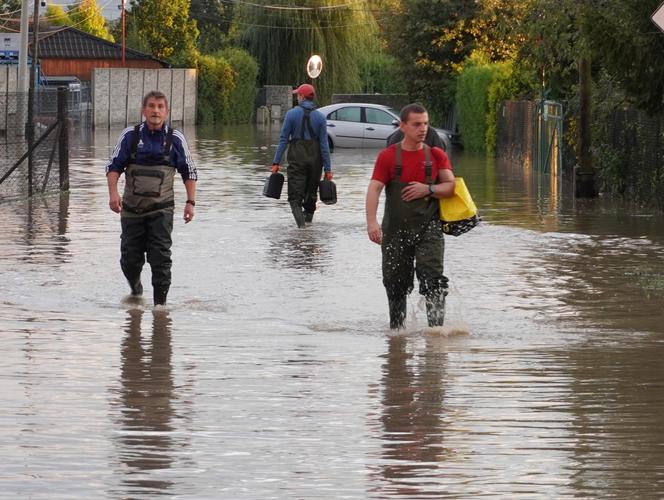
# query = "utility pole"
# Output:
<box><xmin>26</xmin><ymin>0</ymin><xmax>40</xmax><ymax>196</ymax></box>
<box><xmin>17</xmin><ymin>0</ymin><xmax>30</xmax><ymax>136</ymax></box>
<box><xmin>121</xmin><ymin>0</ymin><xmax>126</xmax><ymax>66</ymax></box>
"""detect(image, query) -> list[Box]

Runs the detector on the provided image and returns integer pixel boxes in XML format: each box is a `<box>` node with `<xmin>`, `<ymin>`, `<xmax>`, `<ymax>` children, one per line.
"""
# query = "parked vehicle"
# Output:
<box><xmin>317</xmin><ymin>102</ymin><xmax>455</xmax><ymax>152</ymax></box>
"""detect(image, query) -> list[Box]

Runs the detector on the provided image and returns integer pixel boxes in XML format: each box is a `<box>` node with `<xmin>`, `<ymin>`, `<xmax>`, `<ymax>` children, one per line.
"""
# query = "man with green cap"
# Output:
<box><xmin>366</xmin><ymin>103</ymin><xmax>455</xmax><ymax>329</ymax></box>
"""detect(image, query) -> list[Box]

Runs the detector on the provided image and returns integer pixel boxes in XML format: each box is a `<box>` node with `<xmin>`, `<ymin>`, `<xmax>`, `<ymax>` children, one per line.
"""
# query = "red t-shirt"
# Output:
<box><xmin>371</xmin><ymin>144</ymin><xmax>452</xmax><ymax>185</ymax></box>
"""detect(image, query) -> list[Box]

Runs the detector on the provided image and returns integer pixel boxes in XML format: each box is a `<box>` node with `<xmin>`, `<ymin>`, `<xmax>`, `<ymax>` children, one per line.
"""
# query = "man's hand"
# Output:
<box><xmin>324</xmin><ymin>171</ymin><xmax>333</xmax><ymax>181</ymax></box>
<box><xmin>367</xmin><ymin>221</ymin><xmax>382</xmax><ymax>245</ymax></box>
<box><xmin>184</xmin><ymin>203</ymin><xmax>195</xmax><ymax>223</ymax></box>
<box><xmin>109</xmin><ymin>193</ymin><xmax>122</xmax><ymax>213</ymax></box>
<box><xmin>271</xmin><ymin>164</ymin><xmax>280</xmax><ymax>173</ymax></box>
<box><xmin>401</xmin><ymin>182</ymin><xmax>428</xmax><ymax>202</ymax></box>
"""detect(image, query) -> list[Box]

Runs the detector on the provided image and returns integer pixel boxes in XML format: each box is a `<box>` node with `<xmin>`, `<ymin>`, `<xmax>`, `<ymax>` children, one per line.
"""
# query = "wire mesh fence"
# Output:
<box><xmin>594</xmin><ymin>108</ymin><xmax>664</xmax><ymax>207</ymax></box>
<box><xmin>0</xmin><ymin>89</ymin><xmax>71</xmax><ymax>203</ymax></box>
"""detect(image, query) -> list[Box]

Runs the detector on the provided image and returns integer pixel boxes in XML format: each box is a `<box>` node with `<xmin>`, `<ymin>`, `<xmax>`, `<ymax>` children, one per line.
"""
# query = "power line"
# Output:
<box><xmin>220</xmin><ymin>0</ymin><xmax>369</xmax><ymax>12</ymax></box>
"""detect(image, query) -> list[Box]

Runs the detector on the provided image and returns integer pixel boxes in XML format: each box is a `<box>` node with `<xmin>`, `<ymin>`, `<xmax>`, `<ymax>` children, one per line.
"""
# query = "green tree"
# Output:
<box><xmin>67</xmin><ymin>0</ymin><xmax>114</xmax><ymax>41</ymax></box>
<box><xmin>190</xmin><ymin>0</ymin><xmax>235</xmax><ymax>53</ymax></box>
<box><xmin>237</xmin><ymin>0</ymin><xmax>376</xmax><ymax>103</ymax></box>
<box><xmin>380</xmin><ymin>0</ymin><xmax>478</xmax><ymax>121</ymax></box>
<box><xmin>128</xmin><ymin>0</ymin><xmax>199</xmax><ymax>63</ymax></box>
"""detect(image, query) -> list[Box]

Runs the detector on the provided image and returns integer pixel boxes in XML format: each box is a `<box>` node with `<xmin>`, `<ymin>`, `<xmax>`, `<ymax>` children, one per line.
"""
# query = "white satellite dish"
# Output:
<box><xmin>306</xmin><ymin>55</ymin><xmax>323</xmax><ymax>79</ymax></box>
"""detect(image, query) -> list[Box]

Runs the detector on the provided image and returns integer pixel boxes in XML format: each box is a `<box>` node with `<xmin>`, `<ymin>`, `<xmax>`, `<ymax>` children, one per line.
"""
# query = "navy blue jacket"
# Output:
<box><xmin>106</xmin><ymin>122</ymin><xmax>197</xmax><ymax>182</ymax></box>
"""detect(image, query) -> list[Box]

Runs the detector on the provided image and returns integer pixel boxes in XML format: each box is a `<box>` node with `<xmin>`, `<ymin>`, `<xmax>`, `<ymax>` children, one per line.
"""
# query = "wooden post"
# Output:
<box><xmin>576</xmin><ymin>55</ymin><xmax>597</xmax><ymax>197</ymax></box>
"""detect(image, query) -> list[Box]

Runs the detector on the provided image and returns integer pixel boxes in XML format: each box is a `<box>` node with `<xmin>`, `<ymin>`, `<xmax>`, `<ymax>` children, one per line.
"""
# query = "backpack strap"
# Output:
<box><xmin>129</xmin><ymin>124</ymin><xmax>141</xmax><ymax>162</ymax></box>
<box><xmin>300</xmin><ymin>108</ymin><xmax>317</xmax><ymax>140</ymax></box>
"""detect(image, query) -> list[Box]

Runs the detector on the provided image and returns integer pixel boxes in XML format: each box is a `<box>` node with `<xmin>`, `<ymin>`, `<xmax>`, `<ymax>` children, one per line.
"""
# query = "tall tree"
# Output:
<box><xmin>67</xmin><ymin>0</ymin><xmax>114</xmax><ymax>41</ymax></box>
<box><xmin>128</xmin><ymin>0</ymin><xmax>199</xmax><ymax>63</ymax></box>
<box><xmin>189</xmin><ymin>0</ymin><xmax>234</xmax><ymax>53</ymax></box>
<box><xmin>238</xmin><ymin>0</ymin><xmax>376</xmax><ymax>103</ymax></box>
<box><xmin>380</xmin><ymin>0</ymin><xmax>477</xmax><ymax>120</ymax></box>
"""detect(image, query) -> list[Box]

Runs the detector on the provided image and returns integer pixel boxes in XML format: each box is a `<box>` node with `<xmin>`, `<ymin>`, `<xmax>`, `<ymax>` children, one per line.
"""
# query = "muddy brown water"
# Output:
<box><xmin>2</xmin><ymin>124</ymin><xmax>664</xmax><ymax>498</ymax></box>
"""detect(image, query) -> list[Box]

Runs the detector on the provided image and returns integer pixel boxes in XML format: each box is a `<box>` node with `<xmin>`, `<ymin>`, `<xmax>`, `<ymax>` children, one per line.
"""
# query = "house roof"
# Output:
<box><xmin>32</xmin><ymin>26</ymin><xmax>169</xmax><ymax>67</ymax></box>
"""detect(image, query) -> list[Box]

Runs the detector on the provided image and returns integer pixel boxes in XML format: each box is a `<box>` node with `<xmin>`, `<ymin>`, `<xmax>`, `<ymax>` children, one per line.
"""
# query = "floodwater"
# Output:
<box><xmin>2</xmin><ymin>123</ymin><xmax>664</xmax><ymax>499</ymax></box>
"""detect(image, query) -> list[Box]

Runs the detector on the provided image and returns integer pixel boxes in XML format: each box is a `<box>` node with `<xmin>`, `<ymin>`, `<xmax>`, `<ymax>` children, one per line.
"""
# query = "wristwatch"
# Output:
<box><xmin>186</xmin><ymin>199</ymin><xmax>196</xmax><ymax>206</ymax></box>
<box><xmin>428</xmin><ymin>184</ymin><xmax>435</xmax><ymax>195</ymax></box>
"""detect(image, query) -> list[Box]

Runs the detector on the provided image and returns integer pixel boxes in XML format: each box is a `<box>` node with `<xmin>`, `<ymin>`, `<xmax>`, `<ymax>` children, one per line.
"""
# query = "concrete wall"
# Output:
<box><xmin>92</xmin><ymin>68</ymin><xmax>197</xmax><ymax>129</ymax></box>
<box><xmin>264</xmin><ymin>85</ymin><xmax>293</xmax><ymax>122</ymax></box>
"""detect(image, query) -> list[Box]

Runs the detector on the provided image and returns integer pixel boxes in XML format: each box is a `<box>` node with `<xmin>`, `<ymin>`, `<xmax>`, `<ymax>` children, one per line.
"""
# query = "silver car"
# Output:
<box><xmin>317</xmin><ymin>102</ymin><xmax>453</xmax><ymax>152</ymax></box>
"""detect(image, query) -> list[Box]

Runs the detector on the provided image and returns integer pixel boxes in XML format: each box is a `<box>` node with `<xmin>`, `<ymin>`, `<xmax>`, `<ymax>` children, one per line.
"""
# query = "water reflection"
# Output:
<box><xmin>371</xmin><ymin>335</ymin><xmax>451</xmax><ymax>498</ymax></box>
<box><xmin>114</xmin><ymin>308</ymin><xmax>178</xmax><ymax>496</ymax></box>
<box><xmin>266</xmin><ymin>224</ymin><xmax>332</xmax><ymax>272</ymax></box>
<box><xmin>12</xmin><ymin>193</ymin><xmax>71</xmax><ymax>266</ymax></box>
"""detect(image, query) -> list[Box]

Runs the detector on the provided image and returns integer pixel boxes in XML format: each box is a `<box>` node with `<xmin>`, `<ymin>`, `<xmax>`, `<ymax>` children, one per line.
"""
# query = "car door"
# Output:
<box><xmin>325</xmin><ymin>106</ymin><xmax>364</xmax><ymax>148</ymax></box>
<box><xmin>362</xmin><ymin>107</ymin><xmax>399</xmax><ymax>148</ymax></box>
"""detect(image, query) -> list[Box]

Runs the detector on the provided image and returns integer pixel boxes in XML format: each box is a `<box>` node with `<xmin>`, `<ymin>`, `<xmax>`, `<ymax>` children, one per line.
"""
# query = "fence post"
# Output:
<box><xmin>57</xmin><ymin>87</ymin><xmax>69</xmax><ymax>191</ymax></box>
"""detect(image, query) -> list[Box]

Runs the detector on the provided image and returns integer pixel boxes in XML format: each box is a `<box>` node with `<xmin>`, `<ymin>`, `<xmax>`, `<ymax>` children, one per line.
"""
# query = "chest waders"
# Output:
<box><xmin>119</xmin><ymin>125</ymin><xmax>175</xmax><ymax>305</ymax></box>
<box><xmin>381</xmin><ymin>144</ymin><xmax>447</xmax><ymax>329</ymax></box>
<box><xmin>286</xmin><ymin>108</ymin><xmax>323</xmax><ymax>227</ymax></box>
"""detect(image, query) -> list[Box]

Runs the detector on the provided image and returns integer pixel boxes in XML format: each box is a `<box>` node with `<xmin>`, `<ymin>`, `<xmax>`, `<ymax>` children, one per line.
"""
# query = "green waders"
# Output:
<box><xmin>286</xmin><ymin>109</ymin><xmax>322</xmax><ymax>228</ymax></box>
<box><xmin>381</xmin><ymin>145</ymin><xmax>448</xmax><ymax>329</ymax></box>
<box><xmin>120</xmin><ymin>125</ymin><xmax>175</xmax><ymax>305</ymax></box>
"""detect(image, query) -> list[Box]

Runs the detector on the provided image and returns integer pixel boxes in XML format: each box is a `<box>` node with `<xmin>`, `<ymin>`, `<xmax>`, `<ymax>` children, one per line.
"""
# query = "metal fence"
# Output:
<box><xmin>496</xmin><ymin>99</ymin><xmax>564</xmax><ymax>177</ymax></box>
<box><xmin>0</xmin><ymin>88</ymin><xmax>70</xmax><ymax>203</ymax></box>
<box><xmin>594</xmin><ymin>108</ymin><xmax>664</xmax><ymax>207</ymax></box>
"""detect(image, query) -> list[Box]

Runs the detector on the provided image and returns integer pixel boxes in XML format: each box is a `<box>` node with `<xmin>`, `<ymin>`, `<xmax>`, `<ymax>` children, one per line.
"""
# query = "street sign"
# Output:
<box><xmin>306</xmin><ymin>55</ymin><xmax>322</xmax><ymax>79</ymax></box>
<box><xmin>651</xmin><ymin>1</ymin><xmax>664</xmax><ymax>33</ymax></box>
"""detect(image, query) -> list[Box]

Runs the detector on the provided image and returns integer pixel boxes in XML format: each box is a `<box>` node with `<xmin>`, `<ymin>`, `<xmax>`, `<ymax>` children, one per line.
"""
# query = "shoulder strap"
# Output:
<box><xmin>394</xmin><ymin>143</ymin><xmax>402</xmax><ymax>181</ymax></box>
<box><xmin>129</xmin><ymin>124</ymin><xmax>141</xmax><ymax>161</ymax></box>
<box><xmin>423</xmin><ymin>144</ymin><xmax>433</xmax><ymax>183</ymax></box>
<box><xmin>300</xmin><ymin>108</ymin><xmax>317</xmax><ymax>140</ymax></box>
<box><xmin>164</xmin><ymin>126</ymin><xmax>174</xmax><ymax>156</ymax></box>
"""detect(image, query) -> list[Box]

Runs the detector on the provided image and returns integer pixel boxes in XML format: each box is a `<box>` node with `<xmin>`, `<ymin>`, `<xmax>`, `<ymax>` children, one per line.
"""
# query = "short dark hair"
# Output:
<box><xmin>399</xmin><ymin>103</ymin><xmax>427</xmax><ymax>123</ymax></box>
<box><xmin>142</xmin><ymin>90</ymin><xmax>169</xmax><ymax>108</ymax></box>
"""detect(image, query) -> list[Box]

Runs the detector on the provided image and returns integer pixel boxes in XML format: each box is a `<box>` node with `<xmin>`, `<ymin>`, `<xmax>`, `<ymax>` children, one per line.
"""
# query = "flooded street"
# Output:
<box><xmin>2</xmin><ymin>124</ymin><xmax>664</xmax><ymax>498</ymax></box>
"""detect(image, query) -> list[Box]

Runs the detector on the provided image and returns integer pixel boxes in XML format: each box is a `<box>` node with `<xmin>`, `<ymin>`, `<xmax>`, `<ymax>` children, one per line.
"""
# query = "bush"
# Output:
<box><xmin>456</xmin><ymin>64</ymin><xmax>493</xmax><ymax>153</ymax></box>
<box><xmin>197</xmin><ymin>49</ymin><xmax>258</xmax><ymax>124</ymax></box>
<box><xmin>217</xmin><ymin>48</ymin><xmax>259</xmax><ymax>124</ymax></box>
<box><xmin>358</xmin><ymin>51</ymin><xmax>405</xmax><ymax>94</ymax></box>
<box><xmin>456</xmin><ymin>58</ymin><xmax>524</xmax><ymax>154</ymax></box>
<box><xmin>197</xmin><ymin>54</ymin><xmax>234</xmax><ymax>124</ymax></box>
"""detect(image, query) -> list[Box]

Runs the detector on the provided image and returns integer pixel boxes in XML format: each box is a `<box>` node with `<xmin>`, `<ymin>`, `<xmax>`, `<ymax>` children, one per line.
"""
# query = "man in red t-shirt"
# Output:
<box><xmin>365</xmin><ymin>103</ymin><xmax>455</xmax><ymax>329</ymax></box>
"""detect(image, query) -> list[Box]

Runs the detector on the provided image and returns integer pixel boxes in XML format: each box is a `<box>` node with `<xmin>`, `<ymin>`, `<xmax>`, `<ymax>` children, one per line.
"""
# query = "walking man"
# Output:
<box><xmin>271</xmin><ymin>83</ymin><xmax>333</xmax><ymax>228</ymax></box>
<box><xmin>365</xmin><ymin>103</ymin><xmax>455</xmax><ymax>329</ymax></box>
<box><xmin>106</xmin><ymin>90</ymin><xmax>197</xmax><ymax>306</ymax></box>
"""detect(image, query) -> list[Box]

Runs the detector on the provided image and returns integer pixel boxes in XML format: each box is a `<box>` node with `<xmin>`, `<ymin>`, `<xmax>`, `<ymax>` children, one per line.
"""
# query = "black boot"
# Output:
<box><xmin>425</xmin><ymin>292</ymin><xmax>445</xmax><ymax>327</ymax></box>
<box><xmin>388</xmin><ymin>296</ymin><xmax>407</xmax><ymax>329</ymax></box>
<box><xmin>153</xmin><ymin>284</ymin><xmax>169</xmax><ymax>306</ymax></box>
<box><xmin>290</xmin><ymin>202</ymin><xmax>306</xmax><ymax>228</ymax></box>
<box><xmin>304</xmin><ymin>211</ymin><xmax>314</xmax><ymax>223</ymax></box>
<box><xmin>128</xmin><ymin>277</ymin><xmax>143</xmax><ymax>296</ymax></box>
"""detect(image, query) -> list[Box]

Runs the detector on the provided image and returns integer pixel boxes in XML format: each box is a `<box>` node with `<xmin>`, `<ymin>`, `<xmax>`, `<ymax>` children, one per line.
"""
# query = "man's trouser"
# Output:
<box><xmin>287</xmin><ymin>139</ymin><xmax>322</xmax><ymax>222</ymax></box>
<box><xmin>382</xmin><ymin>218</ymin><xmax>448</xmax><ymax>328</ymax></box>
<box><xmin>120</xmin><ymin>209</ymin><xmax>174</xmax><ymax>290</ymax></box>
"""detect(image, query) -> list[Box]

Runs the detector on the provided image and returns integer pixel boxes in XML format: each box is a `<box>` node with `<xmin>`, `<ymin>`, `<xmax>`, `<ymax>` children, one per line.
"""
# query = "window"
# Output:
<box><xmin>332</xmin><ymin>106</ymin><xmax>361</xmax><ymax>123</ymax></box>
<box><xmin>365</xmin><ymin>108</ymin><xmax>396</xmax><ymax>126</ymax></box>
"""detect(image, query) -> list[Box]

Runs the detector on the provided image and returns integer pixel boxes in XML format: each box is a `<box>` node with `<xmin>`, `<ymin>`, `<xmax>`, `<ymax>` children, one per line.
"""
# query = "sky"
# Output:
<box><xmin>44</xmin><ymin>0</ymin><xmax>121</xmax><ymax>21</ymax></box>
